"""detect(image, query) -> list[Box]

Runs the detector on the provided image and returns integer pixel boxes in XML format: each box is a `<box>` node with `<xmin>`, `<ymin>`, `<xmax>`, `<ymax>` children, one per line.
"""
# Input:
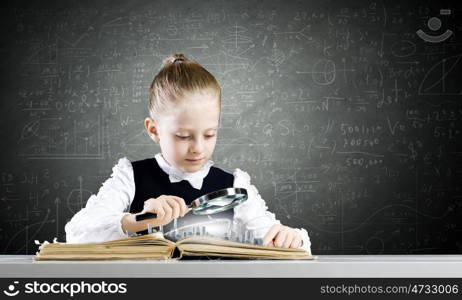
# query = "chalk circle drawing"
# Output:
<box><xmin>268</xmin><ymin>48</ymin><xmax>286</xmax><ymax>67</ymax></box>
<box><xmin>390</xmin><ymin>40</ymin><xmax>416</xmax><ymax>57</ymax></box>
<box><xmin>312</xmin><ymin>59</ymin><xmax>336</xmax><ymax>85</ymax></box>
<box><xmin>19</xmin><ymin>120</ymin><xmax>41</xmax><ymax>141</ymax></box>
<box><xmin>365</xmin><ymin>236</ymin><xmax>385</xmax><ymax>254</ymax></box>
<box><xmin>66</xmin><ymin>176</ymin><xmax>93</xmax><ymax>214</ymax></box>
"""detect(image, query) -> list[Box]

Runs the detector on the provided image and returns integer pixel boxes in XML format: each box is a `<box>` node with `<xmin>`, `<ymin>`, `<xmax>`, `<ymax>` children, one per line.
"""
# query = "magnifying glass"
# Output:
<box><xmin>135</xmin><ymin>188</ymin><xmax>248</xmax><ymax>222</ymax></box>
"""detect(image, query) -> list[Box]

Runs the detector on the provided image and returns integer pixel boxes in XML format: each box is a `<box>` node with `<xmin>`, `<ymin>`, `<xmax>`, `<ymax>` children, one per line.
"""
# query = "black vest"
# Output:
<box><xmin>129</xmin><ymin>158</ymin><xmax>235</xmax><ymax>237</ymax></box>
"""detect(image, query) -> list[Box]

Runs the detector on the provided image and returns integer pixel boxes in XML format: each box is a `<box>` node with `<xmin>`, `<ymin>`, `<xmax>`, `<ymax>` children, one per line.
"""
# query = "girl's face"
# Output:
<box><xmin>145</xmin><ymin>90</ymin><xmax>220</xmax><ymax>173</ymax></box>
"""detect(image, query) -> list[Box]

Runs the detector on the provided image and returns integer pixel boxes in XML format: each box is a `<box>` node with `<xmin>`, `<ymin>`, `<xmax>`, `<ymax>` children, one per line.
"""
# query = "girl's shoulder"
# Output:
<box><xmin>107</xmin><ymin>157</ymin><xmax>134</xmax><ymax>179</ymax></box>
<box><xmin>112</xmin><ymin>157</ymin><xmax>133</xmax><ymax>170</ymax></box>
<box><xmin>231</xmin><ymin>168</ymin><xmax>253</xmax><ymax>186</ymax></box>
<box><xmin>210</xmin><ymin>166</ymin><xmax>251</xmax><ymax>179</ymax></box>
<box><xmin>208</xmin><ymin>166</ymin><xmax>253</xmax><ymax>186</ymax></box>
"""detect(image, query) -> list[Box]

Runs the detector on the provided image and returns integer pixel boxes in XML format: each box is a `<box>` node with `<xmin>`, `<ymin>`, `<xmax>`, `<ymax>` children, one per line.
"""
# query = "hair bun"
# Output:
<box><xmin>162</xmin><ymin>54</ymin><xmax>188</xmax><ymax>68</ymax></box>
<box><xmin>149</xmin><ymin>53</ymin><xmax>221</xmax><ymax>118</ymax></box>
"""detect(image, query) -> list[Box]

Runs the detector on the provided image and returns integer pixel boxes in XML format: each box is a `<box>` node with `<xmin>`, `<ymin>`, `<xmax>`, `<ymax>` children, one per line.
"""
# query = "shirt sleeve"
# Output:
<box><xmin>232</xmin><ymin>168</ymin><xmax>312</xmax><ymax>254</ymax></box>
<box><xmin>64</xmin><ymin>157</ymin><xmax>135</xmax><ymax>243</ymax></box>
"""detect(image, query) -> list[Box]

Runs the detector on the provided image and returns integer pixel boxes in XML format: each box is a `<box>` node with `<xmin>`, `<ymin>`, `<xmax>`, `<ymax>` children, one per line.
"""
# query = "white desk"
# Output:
<box><xmin>1</xmin><ymin>255</ymin><xmax>462</xmax><ymax>278</ymax></box>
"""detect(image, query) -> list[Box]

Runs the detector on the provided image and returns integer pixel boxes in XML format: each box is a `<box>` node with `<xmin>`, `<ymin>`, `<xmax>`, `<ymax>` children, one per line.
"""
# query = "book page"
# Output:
<box><xmin>175</xmin><ymin>236</ymin><xmax>312</xmax><ymax>259</ymax></box>
<box><xmin>34</xmin><ymin>232</ymin><xmax>177</xmax><ymax>261</ymax></box>
<box><xmin>176</xmin><ymin>236</ymin><xmax>304</xmax><ymax>251</ymax></box>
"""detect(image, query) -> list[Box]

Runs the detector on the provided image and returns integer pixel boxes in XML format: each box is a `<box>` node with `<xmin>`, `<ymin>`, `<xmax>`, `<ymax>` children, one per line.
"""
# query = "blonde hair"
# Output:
<box><xmin>148</xmin><ymin>54</ymin><xmax>221</xmax><ymax>118</ymax></box>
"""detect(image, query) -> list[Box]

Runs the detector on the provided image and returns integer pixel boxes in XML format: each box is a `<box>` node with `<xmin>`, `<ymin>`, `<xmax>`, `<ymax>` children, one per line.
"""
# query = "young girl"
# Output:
<box><xmin>65</xmin><ymin>54</ymin><xmax>311</xmax><ymax>253</ymax></box>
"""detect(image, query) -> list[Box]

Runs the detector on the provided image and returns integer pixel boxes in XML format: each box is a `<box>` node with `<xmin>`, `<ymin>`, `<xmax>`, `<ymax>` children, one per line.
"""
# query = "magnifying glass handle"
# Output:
<box><xmin>135</xmin><ymin>212</ymin><xmax>157</xmax><ymax>221</ymax></box>
<box><xmin>135</xmin><ymin>207</ymin><xmax>192</xmax><ymax>222</ymax></box>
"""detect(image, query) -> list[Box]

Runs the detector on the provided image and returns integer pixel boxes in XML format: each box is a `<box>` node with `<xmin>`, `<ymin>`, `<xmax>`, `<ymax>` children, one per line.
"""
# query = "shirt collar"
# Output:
<box><xmin>154</xmin><ymin>153</ymin><xmax>214</xmax><ymax>190</ymax></box>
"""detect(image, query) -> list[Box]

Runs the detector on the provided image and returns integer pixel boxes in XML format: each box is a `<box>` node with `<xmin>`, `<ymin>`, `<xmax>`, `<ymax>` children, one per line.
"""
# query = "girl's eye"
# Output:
<box><xmin>176</xmin><ymin>134</ymin><xmax>216</xmax><ymax>139</ymax></box>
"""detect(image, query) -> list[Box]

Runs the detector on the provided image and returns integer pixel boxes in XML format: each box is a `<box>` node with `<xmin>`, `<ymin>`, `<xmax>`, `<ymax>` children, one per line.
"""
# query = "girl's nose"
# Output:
<box><xmin>190</xmin><ymin>137</ymin><xmax>205</xmax><ymax>153</ymax></box>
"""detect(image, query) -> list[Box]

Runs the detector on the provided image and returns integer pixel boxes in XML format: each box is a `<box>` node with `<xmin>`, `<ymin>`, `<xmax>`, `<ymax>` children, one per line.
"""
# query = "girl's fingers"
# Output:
<box><xmin>263</xmin><ymin>225</ymin><xmax>281</xmax><ymax>246</ymax></box>
<box><xmin>172</xmin><ymin>196</ymin><xmax>187</xmax><ymax>217</ymax></box>
<box><xmin>152</xmin><ymin>205</ymin><xmax>165</xmax><ymax>219</ymax></box>
<box><xmin>274</xmin><ymin>228</ymin><xmax>288</xmax><ymax>248</ymax></box>
<box><xmin>166</xmin><ymin>197</ymin><xmax>180</xmax><ymax>219</ymax></box>
<box><xmin>283</xmin><ymin>231</ymin><xmax>295</xmax><ymax>248</ymax></box>
<box><xmin>290</xmin><ymin>235</ymin><xmax>302</xmax><ymax>249</ymax></box>
<box><xmin>161</xmin><ymin>201</ymin><xmax>172</xmax><ymax>221</ymax></box>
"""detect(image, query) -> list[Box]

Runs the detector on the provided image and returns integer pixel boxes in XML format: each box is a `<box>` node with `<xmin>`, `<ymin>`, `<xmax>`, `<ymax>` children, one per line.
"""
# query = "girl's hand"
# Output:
<box><xmin>262</xmin><ymin>224</ymin><xmax>303</xmax><ymax>249</ymax></box>
<box><xmin>139</xmin><ymin>195</ymin><xmax>188</xmax><ymax>227</ymax></box>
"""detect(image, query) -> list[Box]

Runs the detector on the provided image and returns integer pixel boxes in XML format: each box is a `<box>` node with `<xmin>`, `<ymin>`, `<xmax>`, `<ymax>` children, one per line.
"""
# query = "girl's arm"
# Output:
<box><xmin>232</xmin><ymin>168</ymin><xmax>312</xmax><ymax>253</ymax></box>
<box><xmin>64</xmin><ymin>158</ymin><xmax>135</xmax><ymax>243</ymax></box>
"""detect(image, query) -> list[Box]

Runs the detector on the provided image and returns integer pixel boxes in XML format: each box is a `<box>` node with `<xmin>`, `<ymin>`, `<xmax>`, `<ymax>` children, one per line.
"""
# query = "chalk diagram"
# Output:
<box><xmin>199</xmin><ymin>51</ymin><xmax>249</xmax><ymax>76</ymax></box>
<box><xmin>21</xmin><ymin>25</ymin><xmax>94</xmax><ymax>65</ymax></box>
<box><xmin>21</xmin><ymin>44</ymin><xmax>58</xmax><ymax>65</ymax></box>
<box><xmin>390</xmin><ymin>40</ymin><xmax>416</xmax><ymax>58</ymax></box>
<box><xmin>3</xmin><ymin>209</ymin><xmax>54</xmax><ymax>254</ymax></box>
<box><xmin>274</xmin><ymin>25</ymin><xmax>313</xmax><ymax>42</ymax></box>
<box><xmin>222</xmin><ymin>23</ymin><xmax>253</xmax><ymax>50</ymax></box>
<box><xmin>272</xmin><ymin>174</ymin><xmax>323</xmax><ymax>221</ymax></box>
<box><xmin>119</xmin><ymin>128</ymin><xmax>154</xmax><ymax>157</ymax></box>
<box><xmin>418</xmin><ymin>53</ymin><xmax>462</xmax><ymax>95</ymax></box>
<box><xmin>267</xmin><ymin>48</ymin><xmax>286</xmax><ymax>68</ymax></box>
<box><xmin>310</xmin><ymin>59</ymin><xmax>336</xmax><ymax>85</ymax></box>
<box><xmin>365</xmin><ymin>236</ymin><xmax>385</xmax><ymax>254</ymax></box>
<box><xmin>18</xmin><ymin>116</ymin><xmax>103</xmax><ymax>159</ymax></box>
<box><xmin>66</xmin><ymin>176</ymin><xmax>93</xmax><ymax>214</ymax></box>
<box><xmin>296</xmin><ymin>59</ymin><xmax>355</xmax><ymax>86</ymax></box>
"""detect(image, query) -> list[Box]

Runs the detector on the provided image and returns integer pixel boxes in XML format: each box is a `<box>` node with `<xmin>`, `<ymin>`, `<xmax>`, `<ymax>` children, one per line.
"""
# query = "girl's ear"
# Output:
<box><xmin>144</xmin><ymin>117</ymin><xmax>160</xmax><ymax>143</ymax></box>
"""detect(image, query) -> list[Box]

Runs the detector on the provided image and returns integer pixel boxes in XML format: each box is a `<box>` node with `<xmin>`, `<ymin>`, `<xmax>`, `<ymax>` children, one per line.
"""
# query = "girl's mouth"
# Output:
<box><xmin>186</xmin><ymin>158</ymin><xmax>203</xmax><ymax>163</ymax></box>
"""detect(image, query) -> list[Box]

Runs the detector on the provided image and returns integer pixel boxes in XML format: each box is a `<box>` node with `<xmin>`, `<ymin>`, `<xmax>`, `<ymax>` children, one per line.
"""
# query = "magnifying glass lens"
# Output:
<box><xmin>192</xmin><ymin>203</ymin><xmax>234</xmax><ymax>215</ymax></box>
<box><xmin>135</xmin><ymin>188</ymin><xmax>248</xmax><ymax>221</ymax></box>
<box><xmin>192</xmin><ymin>194</ymin><xmax>247</xmax><ymax>215</ymax></box>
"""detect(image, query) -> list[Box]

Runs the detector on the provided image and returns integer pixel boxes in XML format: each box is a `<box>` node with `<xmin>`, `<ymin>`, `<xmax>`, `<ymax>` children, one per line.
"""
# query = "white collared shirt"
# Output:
<box><xmin>64</xmin><ymin>156</ymin><xmax>312</xmax><ymax>253</ymax></box>
<box><xmin>154</xmin><ymin>153</ymin><xmax>213</xmax><ymax>190</ymax></box>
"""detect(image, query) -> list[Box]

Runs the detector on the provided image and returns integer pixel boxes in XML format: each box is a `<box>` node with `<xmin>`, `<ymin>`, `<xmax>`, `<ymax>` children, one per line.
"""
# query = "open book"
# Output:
<box><xmin>34</xmin><ymin>233</ymin><xmax>313</xmax><ymax>260</ymax></box>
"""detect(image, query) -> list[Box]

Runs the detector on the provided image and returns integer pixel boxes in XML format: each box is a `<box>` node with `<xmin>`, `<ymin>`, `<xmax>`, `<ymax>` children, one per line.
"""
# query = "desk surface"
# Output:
<box><xmin>1</xmin><ymin>255</ymin><xmax>462</xmax><ymax>278</ymax></box>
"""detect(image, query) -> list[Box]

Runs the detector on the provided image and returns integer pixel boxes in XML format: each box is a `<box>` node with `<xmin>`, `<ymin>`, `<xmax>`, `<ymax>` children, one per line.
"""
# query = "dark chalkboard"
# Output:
<box><xmin>1</xmin><ymin>0</ymin><xmax>461</xmax><ymax>254</ymax></box>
